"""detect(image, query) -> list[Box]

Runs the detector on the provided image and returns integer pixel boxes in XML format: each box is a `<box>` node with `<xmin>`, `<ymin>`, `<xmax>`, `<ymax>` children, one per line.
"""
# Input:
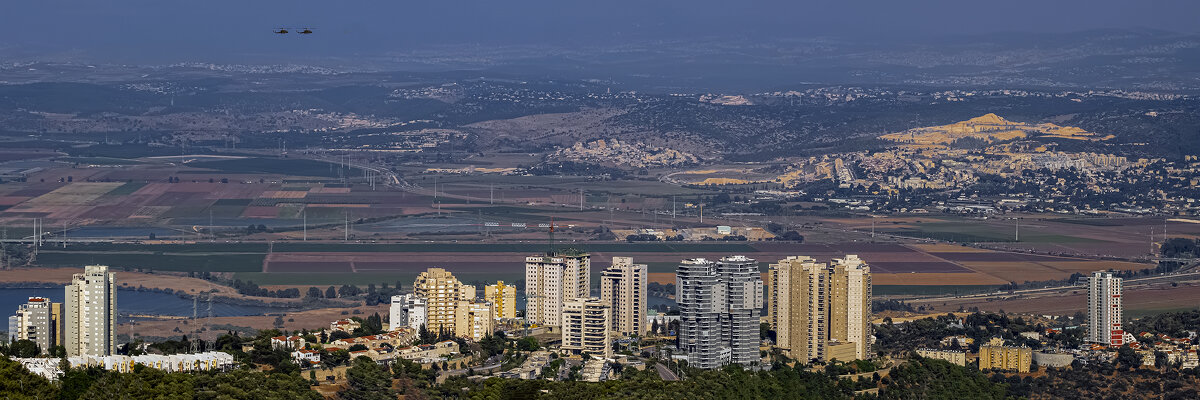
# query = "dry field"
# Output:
<box><xmin>640</xmin><ymin>242</ymin><xmax>1149</xmax><ymax>287</ymax></box>
<box><xmin>0</xmin><ymin>267</ymin><xmax>272</xmax><ymax>300</ymax></box>
<box><xmin>125</xmin><ymin>303</ymin><xmax>391</xmax><ymax>340</ymax></box>
<box><xmin>909</xmin><ymin>280</ymin><xmax>1200</xmax><ymax>317</ymax></box>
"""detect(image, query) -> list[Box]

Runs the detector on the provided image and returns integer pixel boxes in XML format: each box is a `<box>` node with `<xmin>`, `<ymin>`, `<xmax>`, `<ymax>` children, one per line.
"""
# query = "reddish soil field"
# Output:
<box><xmin>165</xmin><ymin>182</ymin><xmax>229</xmax><ymax>193</ymax></box>
<box><xmin>869</xmin><ymin>261</ymin><xmax>969</xmax><ymax>273</ymax></box>
<box><xmin>126</xmin><ymin>303</ymin><xmax>391</xmax><ymax>340</ymax></box>
<box><xmin>242</xmin><ymin>206</ymin><xmax>279</xmax><ymax>218</ymax></box>
<box><xmin>846</xmin><ymin>252</ymin><xmax>947</xmax><ymax>262</ymax></box>
<box><xmin>0</xmin><ymin>196</ymin><xmax>31</xmax><ymax>206</ymax></box>
<box><xmin>129</xmin><ymin>183</ymin><xmax>172</xmax><ymax>197</ymax></box>
<box><xmin>85</xmin><ymin>205</ymin><xmax>135</xmax><ymax>220</ymax></box>
<box><xmin>148</xmin><ymin>192</ymin><xmax>215</xmax><ymax>207</ymax></box>
<box><xmin>909</xmin><ymin>243</ymin><xmax>993</xmax><ymax>253</ymax></box>
<box><xmin>751</xmin><ymin>243</ymin><xmax>912</xmax><ymax>253</ymax></box>
<box><xmin>929</xmin><ymin>252</ymin><xmax>1076</xmax><ymax>262</ymax></box>
<box><xmin>204</xmin><ymin>184</ymin><xmax>270</xmax><ymax>199</ymax></box>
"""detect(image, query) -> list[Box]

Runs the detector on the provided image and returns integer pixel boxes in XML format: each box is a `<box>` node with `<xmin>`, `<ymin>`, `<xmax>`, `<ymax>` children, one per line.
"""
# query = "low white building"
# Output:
<box><xmin>580</xmin><ymin>358</ymin><xmax>613</xmax><ymax>382</ymax></box>
<box><xmin>390</xmin><ymin>294</ymin><xmax>427</xmax><ymax>331</ymax></box>
<box><xmin>17</xmin><ymin>351</ymin><xmax>238</xmax><ymax>380</ymax></box>
<box><xmin>271</xmin><ymin>335</ymin><xmax>306</xmax><ymax>350</ymax></box>
<box><xmin>292</xmin><ymin>349</ymin><xmax>321</xmax><ymax>367</ymax></box>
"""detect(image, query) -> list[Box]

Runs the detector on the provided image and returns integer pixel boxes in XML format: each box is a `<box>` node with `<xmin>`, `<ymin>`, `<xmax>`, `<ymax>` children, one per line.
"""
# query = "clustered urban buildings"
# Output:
<box><xmin>383</xmin><ymin>250</ymin><xmax>875</xmax><ymax>369</ymax></box>
<box><xmin>11</xmin><ymin>254</ymin><xmax>874</xmax><ymax>377</ymax></box>
<box><xmin>9</xmin><ymin>265</ymin><xmax>117</xmax><ymax>357</ymax></box>
<box><xmin>919</xmin><ymin>270</ymin><xmax>1137</xmax><ymax>373</ymax></box>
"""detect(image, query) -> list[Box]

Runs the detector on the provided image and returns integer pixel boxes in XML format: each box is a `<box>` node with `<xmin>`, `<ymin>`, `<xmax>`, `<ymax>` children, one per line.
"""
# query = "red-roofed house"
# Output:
<box><xmin>271</xmin><ymin>336</ymin><xmax>306</xmax><ymax>350</ymax></box>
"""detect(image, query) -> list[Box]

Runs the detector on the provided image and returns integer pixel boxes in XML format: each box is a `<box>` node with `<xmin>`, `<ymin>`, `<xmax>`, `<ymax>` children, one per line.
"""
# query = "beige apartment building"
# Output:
<box><xmin>525</xmin><ymin>250</ymin><xmax>591</xmax><ymax>328</ymax></box>
<box><xmin>768</xmin><ymin>256</ymin><xmax>828</xmax><ymax>362</ymax></box>
<box><xmin>561</xmin><ymin>297</ymin><xmax>612</xmax><ymax>358</ymax></box>
<box><xmin>916</xmin><ymin>349</ymin><xmax>967</xmax><ymax>366</ymax></box>
<box><xmin>829</xmin><ymin>255</ymin><xmax>872</xmax><ymax>360</ymax></box>
<box><xmin>979</xmin><ymin>345</ymin><xmax>1033</xmax><ymax>373</ymax></box>
<box><xmin>65</xmin><ymin>265</ymin><xmax>117</xmax><ymax>357</ymax></box>
<box><xmin>413</xmin><ymin>268</ymin><xmax>475</xmax><ymax>334</ymax></box>
<box><xmin>454</xmin><ymin>301</ymin><xmax>495</xmax><ymax>341</ymax></box>
<box><xmin>599</xmin><ymin>256</ymin><xmax>647</xmax><ymax>336</ymax></box>
<box><xmin>484</xmin><ymin>281</ymin><xmax>517</xmax><ymax>320</ymax></box>
<box><xmin>767</xmin><ymin>255</ymin><xmax>872</xmax><ymax>362</ymax></box>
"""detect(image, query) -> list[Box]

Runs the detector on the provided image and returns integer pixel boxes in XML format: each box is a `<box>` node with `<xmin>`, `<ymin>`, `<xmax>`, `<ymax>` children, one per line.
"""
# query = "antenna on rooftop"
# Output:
<box><xmin>548</xmin><ymin>217</ymin><xmax>558</xmax><ymax>254</ymax></box>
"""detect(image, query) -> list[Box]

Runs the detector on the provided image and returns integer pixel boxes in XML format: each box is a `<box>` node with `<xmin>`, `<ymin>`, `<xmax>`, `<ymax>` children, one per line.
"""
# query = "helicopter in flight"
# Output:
<box><xmin>274</xmin><ymin>28</ymin><xmax>312</xmax><ymax>34</ymax></box>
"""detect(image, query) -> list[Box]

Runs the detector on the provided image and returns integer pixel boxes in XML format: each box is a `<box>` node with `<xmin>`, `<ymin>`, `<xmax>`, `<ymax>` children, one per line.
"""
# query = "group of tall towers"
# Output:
<box><xmin>525</xmin><ymin>250</ymin><xmax>647</xmax><ymax>358</ymax></box>
<box><xmin>767</xmin><ymin>255</ymin><xmax>872</xmax><ymax>363</ymax></box>
<box><xmin>676</xmin><ymin>256</ymin><xmax>765</xmax><ymax>369</ymax></box>
<box><xmin>523</xmin><ymin>250</ymin><xmax>872</xmax><ymax>368</ymax></box>
<box><xmin>9</xmin><ymin>265</ymin><xmax>116</xmax><ymax>357</ymax></box>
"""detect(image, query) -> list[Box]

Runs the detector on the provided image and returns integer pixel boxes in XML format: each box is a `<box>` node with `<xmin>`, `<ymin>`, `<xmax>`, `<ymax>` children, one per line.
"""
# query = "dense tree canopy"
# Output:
<box><xmin>880</xmin><ymin>357</ymin><xmax>1010</xmax><ymax>400</ymax></box>
<box><xmin>341</xmin><ymin>356</ymin><xmax>393</xmax><ymax>400</ymax></box>
<box><xmin>0</xmin><ymin>356</ymin><xmax>320</xmax><ymax>400</ymax></box>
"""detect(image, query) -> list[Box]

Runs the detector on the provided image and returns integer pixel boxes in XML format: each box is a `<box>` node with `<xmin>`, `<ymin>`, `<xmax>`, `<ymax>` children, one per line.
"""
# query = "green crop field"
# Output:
<box><xmin>105</xmin><ymin>181</ymin><xmax>148</xmax><ymax>196</ymax></box>
<box><xmin>428</xmin><ymin>174</ymin><xmax>713</xmax><ymax>197</ymax></box>
<box><xmin>189</xmin><ymin>158</ymin><xmax>364</xmax><ymax>178</ymax></box>
<box><xmin>59</xmin><ymin>157</ymin><xmax>145</xmax><ymax>166</ymax></box>
<box><xmin>59</xmin><ymin>243</ymin><xmax>269</xmax><ymax>253</ymax></box>
<box><xmin>35</xmin><ymin>252</ymin><xmax>265</xmax><ymax>272</ymax></box>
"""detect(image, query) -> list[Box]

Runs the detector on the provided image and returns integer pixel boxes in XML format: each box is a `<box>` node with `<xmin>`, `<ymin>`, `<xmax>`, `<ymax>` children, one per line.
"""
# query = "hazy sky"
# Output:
<box><xmin>3</xmin><ymin>0</ymin><xmax>1199</xmax><ymax>63</ymax></box>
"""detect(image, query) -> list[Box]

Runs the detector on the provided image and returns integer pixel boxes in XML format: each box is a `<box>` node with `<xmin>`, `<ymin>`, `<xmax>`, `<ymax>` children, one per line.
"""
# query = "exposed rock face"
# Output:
<box><xmin>879</xmin><ymin>113</ymin><xmax>1108</xmax><ymax>145</ymax></box>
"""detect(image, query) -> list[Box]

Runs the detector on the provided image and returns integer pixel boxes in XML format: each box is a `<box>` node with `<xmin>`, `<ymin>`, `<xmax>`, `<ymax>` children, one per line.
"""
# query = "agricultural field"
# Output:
<box><xmin>16</xmin><ymin>239</ymin><xmax>1148</xmax><ymax>298</ymax></box>
<box><xmin>908</xmin><ymin>278</ymin><xmax>1200</xmax><ymax>319</ymax></box>
<box><xmin>840</xmin><ymin>215</ymin><xmax>1200</xmax><ymax>260</ymax></box>
<box><xmin>34</xmin><ymin>251</ymin><xmax>266</xmax><ymax>272</ymax></box>
<box><xmin>0</xmin><ymin>152</ymin><xmax>1179</xmax><ymax>300</ymax></box>
<box><xmin>186</xmin><ymin>157</ymin><xmax>368</xmax><ymax>178</ymax></box>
